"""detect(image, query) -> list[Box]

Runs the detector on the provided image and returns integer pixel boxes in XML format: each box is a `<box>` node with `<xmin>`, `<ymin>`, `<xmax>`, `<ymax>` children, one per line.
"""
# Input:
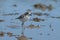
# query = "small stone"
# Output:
<box><xmin>16</xmin><ymin>35</ymin><xmax>28</xmax><ymax>40</ymax></box>
<box><xmin>0</xmin><ymin>32</ymin><xmax>4</xmax><ymax>37</ymax></box>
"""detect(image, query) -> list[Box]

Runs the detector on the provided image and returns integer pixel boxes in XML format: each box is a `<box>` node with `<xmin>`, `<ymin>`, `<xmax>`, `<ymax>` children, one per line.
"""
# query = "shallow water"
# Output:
<box><xmin>0</xmin><ymin>0</ymin><xmax>60</xmax><ymax>40</ymax></box>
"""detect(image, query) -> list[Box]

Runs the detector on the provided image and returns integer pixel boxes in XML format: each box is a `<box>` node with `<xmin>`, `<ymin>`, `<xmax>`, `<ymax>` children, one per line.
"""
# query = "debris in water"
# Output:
<box><xmin>16</xmin><ymin>35</ymin><xmax>28</xmax><ymax>40</ymax></box>
<box><xmin>0</xmin><ymin>20</ymin><xmax>5</xmax><ymax>22</ymax></box>
<box><xmin>47</xmin><ymin>4</ymin><xmax>53</xmax><ymax>11</ymax></box>
<box><xmin>55</xmin><ymin>17</ymin><xmax>60</xmax><ymax>19</ymax></box>
<box><xmin>40</xmin><ymin>33</ymin><xmax>43</xmax><ymax>35</ymax></box>
<box><xmin>27</xmin><ymin>24</ymin><xmax>40</xmax><ymax>29</ymax></box>
<box><xmin>34</xmin><ymin>3</ymin><xmax>53</xmax><ymax>11</ymax></box>
<box><xmin>34</xmin><ymin>3</ymin><xmax>47</xmax><ymax>11</ymax></box>
<box><xmin>13</xmin><ymin>4</ymin><xmax>17</xmax><ymax>7</ymax></box>
<box><xmin>43</xmin><ymin>13</ymin><xmax>50</xmax><ymax>16</ymax></box>
<box><xmin>33</xmin><ymin>12</ymin><xmax>49</xmax><ymax>16</ymax></box>
<box><xmin>51</xmin><ymin>16</ymin><xmax>60</xmax><ymax>19</ymax></box>
<box><xmin>7</xmin><ymin>25</ymin><xmax>20</xmax><ymax>28</ymax></box>
<box><xmin>51</xmin><ymin>16</ymin><xmax>56</xmax><ymax>18</ymax></box>
<box><xmin>32</xmin><ymin>18</ymin><xmax>45</xmax><ymax>22</ymax></box>
<box><xmin>33</xmin><ymin>12</ymin><xmax>43</xmax><ymax>16</ymax></box>
<box><xmin>0</xmin><ymin>31</ymin><xmax>4</xmax><ymax>37</ymax></box>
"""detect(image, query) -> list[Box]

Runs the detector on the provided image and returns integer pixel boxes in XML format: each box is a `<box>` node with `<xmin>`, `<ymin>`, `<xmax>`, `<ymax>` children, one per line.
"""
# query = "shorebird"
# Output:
<box><xmin>16</xmin><ymin>9</ymin><xmax>32</xmax><ymax>25</ymax></box>
<box><xmin>16</xmin><ymin>9</ymin><xmax>32</xmax><ymax>34</ymax></box>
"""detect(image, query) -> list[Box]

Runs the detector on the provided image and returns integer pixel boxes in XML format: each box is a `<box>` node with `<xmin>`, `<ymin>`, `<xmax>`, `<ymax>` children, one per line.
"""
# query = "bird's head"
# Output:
<box><xmin>27</xmin><ymin>9</ymin><xmax>32</xmax><ymax>16</ymax></box>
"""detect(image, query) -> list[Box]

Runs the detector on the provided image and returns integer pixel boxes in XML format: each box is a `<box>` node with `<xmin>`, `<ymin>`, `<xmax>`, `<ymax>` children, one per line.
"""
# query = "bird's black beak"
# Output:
<box><xmin>30</xmin><ymin>14</ymin><xmax>32</xmax><ymax>16</ymax></box>
<box><xmin>30</xmin><ymin>13</ymin><xmax>32</xmax><ymax>16</ymax></box>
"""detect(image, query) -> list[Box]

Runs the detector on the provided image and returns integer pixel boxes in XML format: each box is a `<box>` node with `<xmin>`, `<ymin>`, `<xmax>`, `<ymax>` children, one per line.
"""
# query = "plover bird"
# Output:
<box><xmin>16</xmin><ymin>9</ymin><xmax>32</xmax><ymax>34</ymax></box>
<box><xmin>16</xmin><ymin>9</ymin><xmax>32</xmax><ymax>25</ymax></box>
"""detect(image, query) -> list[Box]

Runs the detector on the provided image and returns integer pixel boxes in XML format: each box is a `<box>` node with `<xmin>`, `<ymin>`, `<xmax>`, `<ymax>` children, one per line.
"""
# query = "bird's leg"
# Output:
<box><xmin>21</xmin><ymin>22</ymin><xmax>24</xmax><ymax>26</ymax></box>
<box><xmin>21</xmin><ymin>22</ymin><xmax>25</xmax><ymax>35</ymax></box>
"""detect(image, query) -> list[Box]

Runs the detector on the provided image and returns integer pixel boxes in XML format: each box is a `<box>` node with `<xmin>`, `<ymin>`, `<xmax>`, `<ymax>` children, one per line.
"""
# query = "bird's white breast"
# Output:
<box><xmin>20</xmin><ymin>15</ymin><xmax>30</xmax><ymax>22</ymax></box>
